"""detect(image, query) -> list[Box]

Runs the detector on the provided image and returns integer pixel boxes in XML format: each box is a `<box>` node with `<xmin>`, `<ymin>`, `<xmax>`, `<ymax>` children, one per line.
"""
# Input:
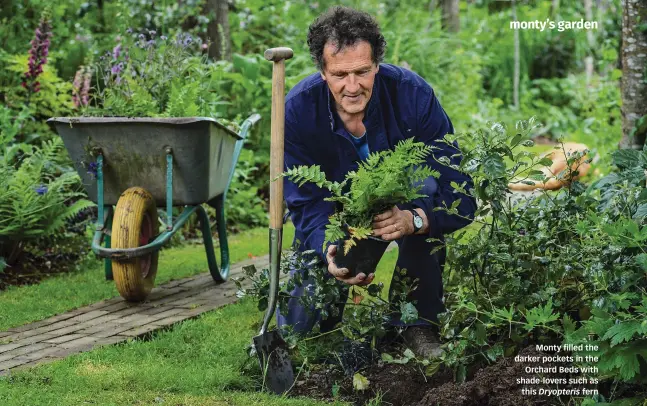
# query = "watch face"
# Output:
<box><xmin>414</xmin><ymin>216</ymin><xmax>423</xmax><ymax>228</ymax></box>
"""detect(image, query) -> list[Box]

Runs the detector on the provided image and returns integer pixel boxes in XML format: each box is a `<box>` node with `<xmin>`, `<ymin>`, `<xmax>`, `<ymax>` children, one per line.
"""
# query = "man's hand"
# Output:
<box><xmin>372</xmin><ymin>205</ymin><xmax>427</xmax><ymax>241</ymax></box>
<box><xmin>326</xmin><ymin>245</ymin><xmax>375</xmax><ymax>286</ymax></box>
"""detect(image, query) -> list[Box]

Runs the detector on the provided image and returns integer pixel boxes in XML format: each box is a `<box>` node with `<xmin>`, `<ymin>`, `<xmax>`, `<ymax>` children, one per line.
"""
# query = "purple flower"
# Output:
<box><xmin>72</xmin><ymin>65</ymin><xmax>92</xmax><ymax>108</ymax></box>
<box><xmin>126</xmin><ymin>28</ymin><xmax>133</xmax><ymax>34</ymax></box>
<box><xmin>35</xmin><ymin>184</ymin><xmax>48</xmax><ymax>195</ymax></box>
<box><xmin>22</xmin><ymin>9</ymin><xmax>52</xmax><ymax>95</ymax></box>
<box><xmin>112</xmin><ymin>44</ymin><xmax>122</xmax><ymax>60</ymax></box>
<box><xmin>161</xmin><ymin>35</ymin><xmax>167</xmax><ymax>41</ymax></box>
<box><xmin>87</xmin><ymin>162</ymin><xmax>98</xmax><ymax>178</ymax></box>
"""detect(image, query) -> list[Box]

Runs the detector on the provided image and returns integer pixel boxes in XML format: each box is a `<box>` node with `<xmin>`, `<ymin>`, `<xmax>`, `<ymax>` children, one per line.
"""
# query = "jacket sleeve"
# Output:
<box><xmin>283</xmin><ymin>117</ymin><xmax>336</xmax><ymax>264</ymax></box>
<box><xmin>410</xmin><ymin>88</ymin><xmax>477</xmax><ymax>240</ymax></box>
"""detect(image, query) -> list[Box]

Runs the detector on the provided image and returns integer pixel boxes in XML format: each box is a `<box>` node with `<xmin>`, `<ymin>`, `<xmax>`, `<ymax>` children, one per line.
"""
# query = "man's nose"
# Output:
<box><xmin>345</xmin><ymin>74</ymin><xmax>360</xmax><ymax>93</ymax></box>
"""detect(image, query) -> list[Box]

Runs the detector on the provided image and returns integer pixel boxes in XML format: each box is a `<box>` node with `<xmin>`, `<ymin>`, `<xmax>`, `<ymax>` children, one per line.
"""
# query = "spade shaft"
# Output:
<box><xmin>252</xmin><ymin>46</ymin><xmax>294</xmax><ymax>395</ymax></box>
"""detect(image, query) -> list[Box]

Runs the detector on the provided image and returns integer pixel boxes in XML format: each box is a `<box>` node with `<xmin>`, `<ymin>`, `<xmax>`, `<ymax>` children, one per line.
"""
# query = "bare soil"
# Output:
<box><xmin>289</xmin><ymin>346</ymin><xmax>583</xmax><ymax>406</ymax></box>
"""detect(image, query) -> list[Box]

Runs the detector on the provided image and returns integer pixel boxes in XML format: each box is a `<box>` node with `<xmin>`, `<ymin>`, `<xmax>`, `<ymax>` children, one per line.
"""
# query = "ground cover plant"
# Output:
<box><xmin>236</xmin><ymin>119</ymin><xmax>647</xmax><ymax>405</ymax></box>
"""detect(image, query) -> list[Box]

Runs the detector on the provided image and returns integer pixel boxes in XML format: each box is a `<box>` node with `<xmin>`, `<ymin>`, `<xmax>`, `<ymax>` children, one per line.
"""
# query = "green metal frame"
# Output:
<box><xmin>91</xmin><ymin>113</ymin><xmax>261</xmax><ymax>283</ymax></box>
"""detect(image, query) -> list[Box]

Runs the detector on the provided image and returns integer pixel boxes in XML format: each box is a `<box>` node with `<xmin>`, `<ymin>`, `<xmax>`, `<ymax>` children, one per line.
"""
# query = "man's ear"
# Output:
<box><xmin>320</xmin><ymin>71</ymin><xmax>326</xmax><ymax>81</ymax></box>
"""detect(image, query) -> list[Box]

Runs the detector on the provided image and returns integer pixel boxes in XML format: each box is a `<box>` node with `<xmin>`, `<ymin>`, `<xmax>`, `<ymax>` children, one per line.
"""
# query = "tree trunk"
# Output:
<box><xmin>512</xmin><ymin>0</ymin><xmax>520</xmax><ymax>109</ymax></box>
<box><xmin>584</xmin><ymin>0</ymin><xmax>595</xmax><ymax>85</ymax></box>
<box><xmin>441</xmin><ymin>0</ymin><xmax>460</xmax><ymax>33</ymax></box>
<box><xmin>550</xmin><ymin>0</ymin><xmax>560</xmax><ymax>17</ymax></box>
<box><xmin>206</xmin><ymin>0</ymin><xmax>231</xmax><ymax>61</ymax></box>
<box><xmin>619</xmin><ymin>0</ymin><xmax>647</xmax><ymax>149</ymax></box>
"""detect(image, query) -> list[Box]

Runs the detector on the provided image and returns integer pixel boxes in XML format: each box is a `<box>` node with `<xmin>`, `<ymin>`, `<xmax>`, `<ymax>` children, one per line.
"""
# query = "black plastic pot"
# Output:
<box><xmin>334</xmin><ymin>235</ymin><xmax>390</xmax><ymax>277</ymax></box>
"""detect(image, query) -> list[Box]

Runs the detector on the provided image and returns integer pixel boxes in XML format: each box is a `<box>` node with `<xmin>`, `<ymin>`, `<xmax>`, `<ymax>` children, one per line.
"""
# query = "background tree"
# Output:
<box><xmin>206</xmin><ymin>0</ymin><xmax>231</xmax><ymax>61</ymax></box>
<box><xmin>441</xmin><ymin>0</ymin><xmax>460</xmax><ymax>32</ymax></box>
<box><xmin>619</xmin><ymin>0</ymin><xmax>647</xmax><ymax>149</ymax></box>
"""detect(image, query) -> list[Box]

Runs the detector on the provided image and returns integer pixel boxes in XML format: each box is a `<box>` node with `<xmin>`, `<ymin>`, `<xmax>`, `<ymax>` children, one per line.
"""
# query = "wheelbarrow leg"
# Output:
<box><xmin>203</xmin><ymin>194</ymin><xmax>229</xmax><ymax>282</ymax></box>
<box><xmin>103</xmin><ymin>206</ymin><xmax>114</xmax><ymax>281</ymax></box>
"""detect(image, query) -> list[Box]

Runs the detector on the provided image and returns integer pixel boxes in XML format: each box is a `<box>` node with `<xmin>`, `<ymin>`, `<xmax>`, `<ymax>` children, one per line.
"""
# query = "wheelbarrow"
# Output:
<box><xmin>47</xmin><ymin>115</ymin><xmax>261</xmax><ymax>302</ymax></box>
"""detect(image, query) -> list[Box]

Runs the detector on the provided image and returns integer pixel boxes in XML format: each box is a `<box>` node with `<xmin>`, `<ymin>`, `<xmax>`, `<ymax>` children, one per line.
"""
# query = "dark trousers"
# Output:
<box><xmin>275</xmin><ymin>232</ymin><xmax>446</xmax><ymax>334</ymax></box>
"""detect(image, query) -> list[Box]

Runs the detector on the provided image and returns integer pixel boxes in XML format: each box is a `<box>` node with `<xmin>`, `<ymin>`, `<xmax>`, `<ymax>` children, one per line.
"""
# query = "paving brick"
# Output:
<box><xmin>149</xmin><ymin>315</ymin><xmax>189</xmax><ymax>327</ymax></box>
<box><xmin>0</xmin><ymin>331</ymin><xmax>13</xmax><ymax>339</ymax></box>
<box><xmin>118</xmin><ymin>323</ymin><xmax>164</xmax><ymax>337</ymax></box>
<box><xmin>84</xmin><ymin>297</ymin><xmax>123</xmax><ymax>311</ymax></box>
<box><xmin>142</xmin><ymin>289</ymin><xmax>209</xmax><ymax>307</ymax></box>
<box><xmin>2</xmin><ymin>319</ymin><xmax>53</xmax><ymax>334</ymax></box>
<box><xmin>145</xmin><ymin>286</ymin><xmax>190</xmax><ymax>301</ymax></box>
<box><xmin>0</xmin><ymin>343</ymin><xmax>24</xmax><ymax>353</ymax></box>
<box><xmin>43</xmin><ymin>334</ymin><xmax>87</xmax><ymax>344</ymax></box>
<box><xmin>46</xmin><ymin>323</ymin><xmax>89</xmax><ymax>337</ymax></box>
<box><xmin>91</xmin><ymin>321</ymin><xmax>148</xmax><ymax>338</ymax></box>
<box><xmin>0</xmin><ymin>343</ymin><xmax>53</xmax><ymax>360</ymax></box>
<box><xmin>20</xmin><ymin>346</ymin><xmax>63</xmax><ymax>361</ymax></box>
<box><xmin>146</xmin><ymin>308</ymin><xmax>185</xmax><ymax>323</ymax></box>
<box><xmin>95</xmin><ymin>301</ymin><xmax>135</xmax><ymax>313</ymax></box>
<box><xmin>0</xmin><ymin>357</ymin><xmax>32</xmax><ymax>371</ymax></box>
<box><xmin>94</xmin><ymin>336</ymin><xmax>127</xmax><ymax>347</ymax></box>
<box><xmin>113</xmin><ymin>313</ymin><xmax>159</xmax><ymax>325</ymax></box>
<box><xmin>108</xmin><ymin>306</ymin><xmax>152</xmax><ymax>320</ymax></box>
<box><xmin>58</xmin><ymin>336</ymin><xmax>101</xmax><ymax>350</ymax></box>
<box><xmin>4</xmin><ymin>320</ymin><xmax>78</xmax><ymax>341</ymax></box>
<box><xmin>67</xmin><ymin>310</ymin><xmax>110</xmax><ymax>323</ymax></box>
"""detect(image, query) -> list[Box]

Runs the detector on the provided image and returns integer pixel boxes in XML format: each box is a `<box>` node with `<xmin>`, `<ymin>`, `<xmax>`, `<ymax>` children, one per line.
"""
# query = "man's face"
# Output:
<box><xmin>320</xmin><ymin>40</ymin><xmax>378</xmax><ymax>116</ymax></box>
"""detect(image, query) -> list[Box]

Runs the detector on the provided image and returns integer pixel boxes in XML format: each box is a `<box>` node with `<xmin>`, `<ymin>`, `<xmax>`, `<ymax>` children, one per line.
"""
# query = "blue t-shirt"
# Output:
<box><xmin>349</xmin><ymin>132</ymin><xmax>369</xmax><ymax>161</ymax></box>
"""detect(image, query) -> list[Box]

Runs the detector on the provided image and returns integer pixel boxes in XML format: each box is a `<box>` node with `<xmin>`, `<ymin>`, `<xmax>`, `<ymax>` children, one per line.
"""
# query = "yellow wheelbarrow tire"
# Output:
<box><xmin>111</xmin><ymin>187</ymin><xmax>159</xmax><ymax>302</ymax></box>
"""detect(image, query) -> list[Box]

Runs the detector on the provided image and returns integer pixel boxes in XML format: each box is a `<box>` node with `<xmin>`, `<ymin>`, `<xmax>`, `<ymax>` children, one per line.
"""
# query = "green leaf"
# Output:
<box><xmin>562</xmin><ymin>314</ymin><xmax>576</xmax><ymax>334</ymax></box>
<box><xmin>634</xmin><ymin>254</ymin><xmax>647</xmax><ymax>272</ymax></box>
<box><xmin>612</xmin><ymin>149</ymin><xmax>641</xmax><ymax>170</ymax></box>
<box><xmin>602</xmin><ymin>321</ymin><xmax>643</xmax><ymax>347</ymax></box>
<box><xmin>538</xmin><ymin>157</ymin><xmax>553</xmax><ymax>166</ymax></box>
<box><xmin>403</xmin><ymin>348</ymin><xmax>416</xmax><ymax>360</ymax></box>
<box><xmin>482</xmin><ymin>155</ymin><xmax>506</xmax><ymax>179</ymax></box>
<box><xmin>353</xmin><ymin>373</ymin><xmax>370</xmax><ymax>391</ymax></box>
<box><xmin>633</xmin><ymin>204</ymin><xmax>647</xmax><ymax>220</ymax></box>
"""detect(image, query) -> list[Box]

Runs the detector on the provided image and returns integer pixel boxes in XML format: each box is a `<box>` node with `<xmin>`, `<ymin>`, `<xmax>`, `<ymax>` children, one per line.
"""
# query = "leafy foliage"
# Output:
<box><xmin>282</xmin><ymin>138</ymin><xmax>438</xmax><ymax>253</ymax></box>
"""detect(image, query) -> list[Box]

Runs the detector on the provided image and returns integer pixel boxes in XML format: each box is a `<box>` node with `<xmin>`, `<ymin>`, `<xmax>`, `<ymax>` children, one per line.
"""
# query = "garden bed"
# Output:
<box><xmin>290</xmin><ymin>346</ymin><xmax>570</xmax><ymax>406</ymax></box>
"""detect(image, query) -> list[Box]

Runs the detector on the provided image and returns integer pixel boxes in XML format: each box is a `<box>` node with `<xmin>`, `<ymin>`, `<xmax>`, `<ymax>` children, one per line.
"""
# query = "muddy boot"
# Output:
<box><xmin>401</xmin><ymin>326</ymin><xmax>443</xmax><ymax>359</ymax></box>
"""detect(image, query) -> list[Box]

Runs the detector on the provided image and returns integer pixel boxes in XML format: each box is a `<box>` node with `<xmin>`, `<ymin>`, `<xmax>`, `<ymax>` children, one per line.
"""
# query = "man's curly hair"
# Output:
<box><xmin>307</xmin><ymin>6</ymin><xmax>386</xmax><ymax>71</ymax></box>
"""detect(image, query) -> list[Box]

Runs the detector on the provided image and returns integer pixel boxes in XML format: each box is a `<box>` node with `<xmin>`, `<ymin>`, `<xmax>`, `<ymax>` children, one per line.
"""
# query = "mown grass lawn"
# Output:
<box><xmin>0</xmin><ymin>223</ymin><xmax>296</xmax><ymax>331</ymax></box>
<box><xmin>0</xmin><ymin>225</ymin><xmax>403</xmax><ymax>406</ymax></box>
<box><xmin>0</xmin><ymin>296</ymin><xmax>348</xmax><ymax>406</ymax></box>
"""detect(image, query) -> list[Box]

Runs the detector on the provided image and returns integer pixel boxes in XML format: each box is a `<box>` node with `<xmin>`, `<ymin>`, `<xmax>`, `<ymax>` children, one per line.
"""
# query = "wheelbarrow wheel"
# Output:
<box><xmin>111</xmin><ymin>187</ymin><xmax>159</xmax><ymax>302</ymax></box>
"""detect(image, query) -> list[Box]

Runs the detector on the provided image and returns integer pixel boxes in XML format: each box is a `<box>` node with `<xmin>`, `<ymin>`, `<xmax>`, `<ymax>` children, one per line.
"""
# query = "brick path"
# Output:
<box><xmin>0</xmin><ymin>242</ymin><xmax>398</xmax><ymax>377</ymax></box>
<box><xmin>0</xmin><ymin>254</ymin><xmax>272</xmax><ymax>376</ymax></box>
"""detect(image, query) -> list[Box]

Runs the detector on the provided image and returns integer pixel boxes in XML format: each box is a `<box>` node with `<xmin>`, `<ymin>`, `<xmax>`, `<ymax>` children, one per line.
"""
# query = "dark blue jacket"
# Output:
<box><xmin>283</xmin><ymin>63</ymin><xmax>476</xmax><ymax>263</ymax></box>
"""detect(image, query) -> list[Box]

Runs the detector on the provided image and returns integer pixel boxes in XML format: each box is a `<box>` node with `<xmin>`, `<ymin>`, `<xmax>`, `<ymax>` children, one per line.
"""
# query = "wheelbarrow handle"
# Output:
<box><xmin>260</xmin><ymin>47</ymin><xmax>293</xmax><ymax>335</ymax></box>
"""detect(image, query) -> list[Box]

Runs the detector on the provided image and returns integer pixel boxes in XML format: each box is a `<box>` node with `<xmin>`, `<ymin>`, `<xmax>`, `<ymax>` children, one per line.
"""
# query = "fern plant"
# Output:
<box><xmin>0</xmin><ymin>135</ymin><xmax>93</xmax><ymax>265</ymax></box>
<box><xmin>282</xmin><ymin>138</ymin><xmax>439</xmax><ymax>254</ymax></box>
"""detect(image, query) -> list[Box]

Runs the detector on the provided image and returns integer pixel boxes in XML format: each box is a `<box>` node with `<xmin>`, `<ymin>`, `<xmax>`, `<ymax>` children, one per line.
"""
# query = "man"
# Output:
<box><xmin>276</xmin><ymin>6</ymin><xmax>476</xmax><ymax>357</ymax></box>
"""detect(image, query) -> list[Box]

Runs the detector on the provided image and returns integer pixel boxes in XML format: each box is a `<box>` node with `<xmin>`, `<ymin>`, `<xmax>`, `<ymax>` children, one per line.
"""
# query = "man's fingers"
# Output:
<box><xmin>358</xmin><ymin>273</ymin><xmax>375</xmax><ymax>286</ymax></box>
<box><xmin>373</xmin><ymin>209</ymin><xmax>394</xmax><ymax>222</ymax></box>
<box><xmin>328</xmin><ymin>264</ymin><xmax>349</xmax><ymax>278</ymax></box>
<box><xmin>335</xmin><ymin>272</ymin><xmax>373</xmax><ymax>285</ymax></box>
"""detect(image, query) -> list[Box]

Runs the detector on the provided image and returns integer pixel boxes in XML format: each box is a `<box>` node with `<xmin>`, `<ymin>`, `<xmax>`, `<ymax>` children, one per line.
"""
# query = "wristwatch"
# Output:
<box><xmin>408</xmin><ymin>209</ymin><xmax>424</xmax><ymax>234</ymax></box>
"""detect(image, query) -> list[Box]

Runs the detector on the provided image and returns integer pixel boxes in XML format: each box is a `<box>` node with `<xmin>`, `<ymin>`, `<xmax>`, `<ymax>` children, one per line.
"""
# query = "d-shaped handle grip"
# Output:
<box><xmin>264</xmin><ymin>47</ymin><xmax>294</xmax><ymax>62</ymax></box>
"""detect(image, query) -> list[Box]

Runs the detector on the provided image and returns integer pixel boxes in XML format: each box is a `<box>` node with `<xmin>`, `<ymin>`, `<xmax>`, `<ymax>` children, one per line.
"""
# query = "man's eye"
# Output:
<box><xmin>333</xmin><ymin>73</ymin><xmax>346</xmax><ymax>78</ymax></box>
<box><xmin>358</xmin><ymin>70</ymin><xmax>369</xmax><ymax>76</ymax></box>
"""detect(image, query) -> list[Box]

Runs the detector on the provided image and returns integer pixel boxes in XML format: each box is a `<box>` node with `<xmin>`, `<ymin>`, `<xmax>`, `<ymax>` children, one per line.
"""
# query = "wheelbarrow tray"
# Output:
<box><xmin>47</xmin><ymin>117</ymin><xmax>242</xmax><ymax>206</ymax></box>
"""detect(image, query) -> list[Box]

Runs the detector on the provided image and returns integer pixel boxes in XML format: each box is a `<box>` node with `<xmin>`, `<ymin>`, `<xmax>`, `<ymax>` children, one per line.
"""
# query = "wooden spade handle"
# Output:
<box><xmin>266</xmin><ymin>47</ymin><xmax>293</xmax><ymax>229</ymax></box>
<box><xmin>264</xmin><ymin>47</ymin><xmax>294</xmax><ymax>62</ymax></box>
